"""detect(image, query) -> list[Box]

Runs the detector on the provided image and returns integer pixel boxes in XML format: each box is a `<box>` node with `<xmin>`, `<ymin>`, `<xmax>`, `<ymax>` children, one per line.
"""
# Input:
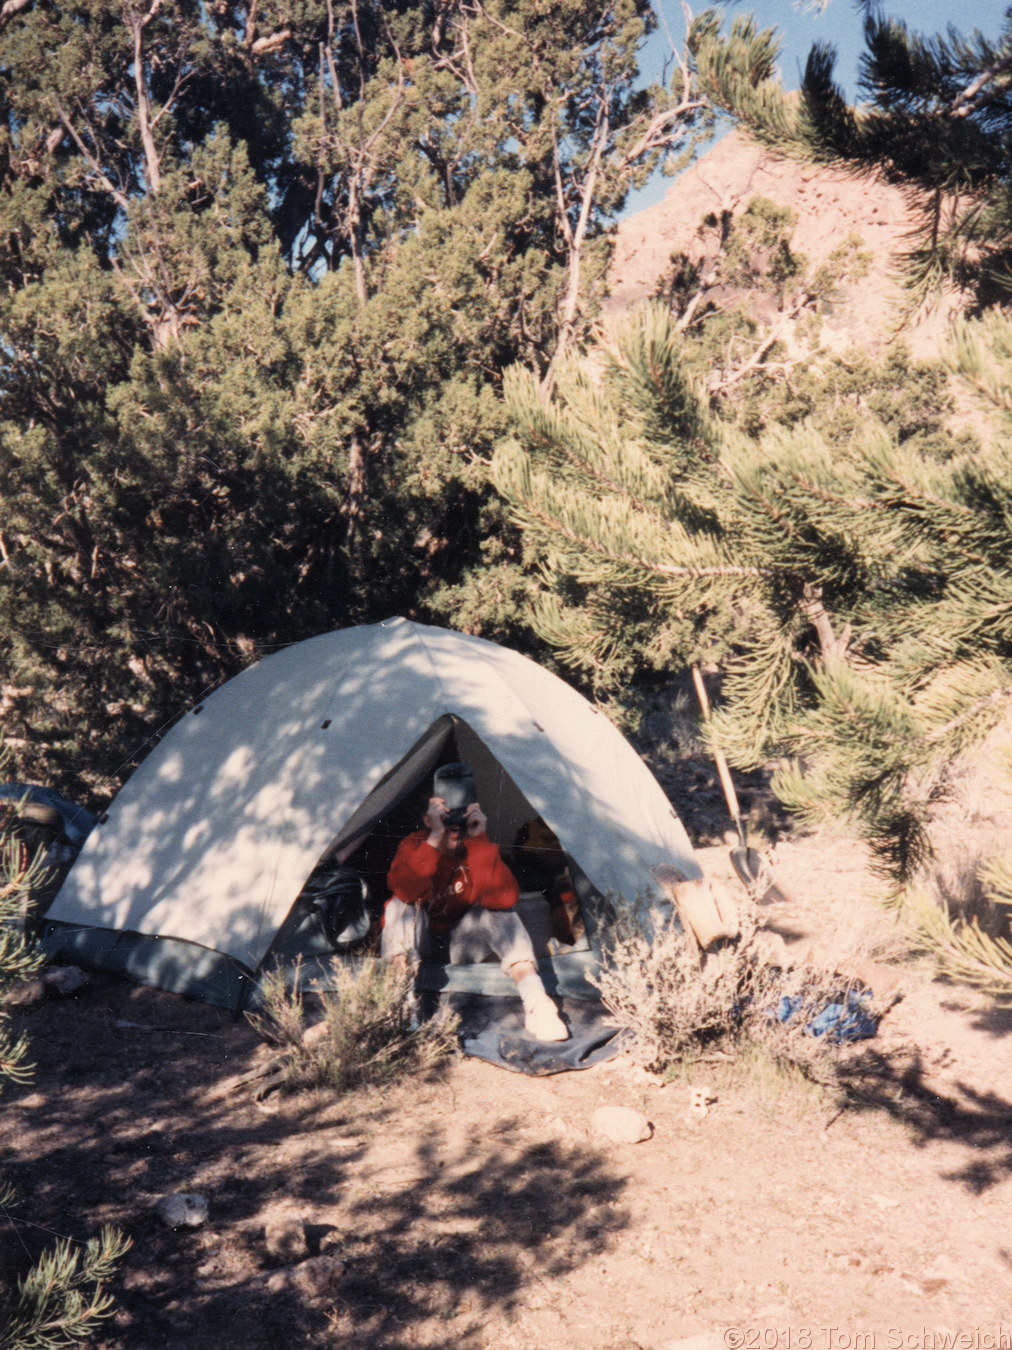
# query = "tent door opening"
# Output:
<box><xmin>264</xmin><ymin>714</ymin><xmax>593</xmax><ymax>995</ymax></box>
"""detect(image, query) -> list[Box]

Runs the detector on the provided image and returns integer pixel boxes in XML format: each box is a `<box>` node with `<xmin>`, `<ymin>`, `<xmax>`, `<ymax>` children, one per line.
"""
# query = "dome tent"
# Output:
<box><xmin>40</xmin><ymin>619</ymin><xmax>700</xmax><ymax>1012</ymax></box>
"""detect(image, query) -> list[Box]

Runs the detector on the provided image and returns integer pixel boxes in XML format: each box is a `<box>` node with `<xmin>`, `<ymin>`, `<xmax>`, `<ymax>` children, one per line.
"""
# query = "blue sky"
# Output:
<box><xmin>623</xmin><ymin>0</ymin><xmax>1012</xmax><ymax>215</ymax></box>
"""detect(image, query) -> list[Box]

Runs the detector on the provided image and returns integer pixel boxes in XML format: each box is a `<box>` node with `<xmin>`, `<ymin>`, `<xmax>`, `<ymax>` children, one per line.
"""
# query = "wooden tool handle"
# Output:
<box><xmin>691</xmin><ymin>666</ymin><xmax>744</xmax><ymax>836</ymax></box>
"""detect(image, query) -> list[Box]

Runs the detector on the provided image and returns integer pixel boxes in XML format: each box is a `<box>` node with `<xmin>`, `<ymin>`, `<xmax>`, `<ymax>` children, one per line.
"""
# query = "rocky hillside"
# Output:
<box><xmin>605</xmin><ymin>127</ymin><xmax>963</xmax><ymax>359</ymax></box>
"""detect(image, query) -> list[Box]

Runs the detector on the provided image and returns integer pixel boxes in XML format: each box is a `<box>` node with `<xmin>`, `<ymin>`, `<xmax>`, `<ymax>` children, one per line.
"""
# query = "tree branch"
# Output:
<box><xmin>243</xmin><ymin>0</ymin><xmax>258</xmax><ymax>47</ymax></box>
<box><xmin>708</xmin><ymin>289</ymin><xmax>815</xmax><ymax>392</ymax></box>
<box><xmin>251</xmin><ymin>28</ymin><xmax>291</xmax><ymax>55</ymax></box>
<box><xmin>150</xmin><ymin>44</ymin><xmax>192</xmax><ymax>132</ymax></box>
<box><xmin>126</xmin><ymin>4</ymin><xmax>162</xmax><ymax>192</ymax></box>
<box><xmin>949</xmin><ymin>49</ymin><xmax>1012</xmax><ymax>118</ymax></box>
<box><xmin>554</xmin><ymin>96</ymin><xmax>609</xmax><ymax>360</ymax></box>
<box><xmin>506</xmin><ymin>485</ymin><xmax>762</xmax><ymax>583</ymax></box>
<box><xmin>800</xmin><ymin>581</ymin><xmax>848</xmax><ymax>662</ymax></box>
<box><xmin>550</xmin><ymin>120</ymin><xmax>574</xmax><ymax>251</ymax></box>
<box><xmin>618</xmin><ymin>97</ymin><xmax>707</xmax><ymax>169</ymax></box>
<box><xmin>52</xmin><ymin>101</ymin><xmax>130</xmax><ymax>209</ymax></box>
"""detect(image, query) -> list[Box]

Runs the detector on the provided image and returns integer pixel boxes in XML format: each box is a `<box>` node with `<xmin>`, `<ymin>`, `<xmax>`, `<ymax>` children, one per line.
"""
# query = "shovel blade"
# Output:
<box><xmin>730</xmin><ymin>847</ymin><xmax>793</xmax><ymax>904</ymax></box>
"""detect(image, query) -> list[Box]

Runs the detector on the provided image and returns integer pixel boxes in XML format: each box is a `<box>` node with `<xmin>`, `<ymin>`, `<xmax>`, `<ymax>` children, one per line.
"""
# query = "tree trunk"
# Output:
<box><xmin>128</xmin><ymin>4</ymin><xmax>162</xmax><ymax>194</ymax></box>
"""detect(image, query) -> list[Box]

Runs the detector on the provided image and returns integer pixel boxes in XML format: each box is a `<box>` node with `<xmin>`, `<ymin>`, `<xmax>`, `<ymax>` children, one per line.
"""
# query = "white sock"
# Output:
<box><xmin>517</xmin><ymin>972</ymin><xmax>547</xmax><ymax>1013</ymax></box>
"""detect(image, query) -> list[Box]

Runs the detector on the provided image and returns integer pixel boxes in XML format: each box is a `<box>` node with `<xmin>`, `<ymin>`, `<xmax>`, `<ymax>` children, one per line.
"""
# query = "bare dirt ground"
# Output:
<box><xmin>4</xmin><ymin>818</ymin><xmax>1012</xmax><ymax>1350</ymax></box>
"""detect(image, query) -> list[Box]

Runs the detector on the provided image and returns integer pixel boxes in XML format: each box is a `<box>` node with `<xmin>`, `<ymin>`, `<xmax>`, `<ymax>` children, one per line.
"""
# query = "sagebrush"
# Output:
<box><xmin>591</xmin><ymin>898</ymin><xmax>870</xmax><ymax>1083</ymax></box>
<box><xmin>247</xmin><ymin>959</ymin><xmax>459</xmax><ymax>1095</ymax></box>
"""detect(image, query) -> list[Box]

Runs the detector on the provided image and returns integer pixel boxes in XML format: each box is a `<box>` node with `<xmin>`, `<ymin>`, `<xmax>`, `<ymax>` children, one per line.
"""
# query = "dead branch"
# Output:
<box><xmin>126</xmin><ymin>5</ymin><xmax>162</xmax><ymax>193</ymax></box>
<box><xmin>617</xmin><ymin>97</ymin><xmax>707</xmax><ymax>169</ymax></box>
<box><xmin>242</xmin><ymin>0</ymin><xmax>257</xmax><ymax>47</ymax></box>
<box><xmin>552</xmin><ymin>91</ymin><xmax>611</xmax><ymax>363</ymax></box>
<box><xmin>708</xmin><ymin>290</ymin><xmax>816</xmax><ymax>392</ymax></box>
<box><xmin>52</xmin><ymin>101</ymin><xmax>130</xmax><ymax>210</ymax></box>
<box><xmin>251</xmin><ymin>28</ymin><xmax>291</xmax><ymax>54</ymax></box>
<box><xmin>150</xmin><ymin>44</ymin><xmax>192</xmax><ymax>132</ymax></box>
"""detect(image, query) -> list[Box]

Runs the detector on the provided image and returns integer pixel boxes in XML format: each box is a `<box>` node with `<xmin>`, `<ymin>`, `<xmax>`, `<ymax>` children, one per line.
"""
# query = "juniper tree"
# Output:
<box><xmin>493</xmin><ymin>303</ymin><xmax>1012</xmax><ymax>885</ymax></box>
<box><xmin>649</xmin><ymin>191</ymin><xmax>877</xmax><ymax>439</ymax></box>
<box><xmin>0</xmin><ymin>0</ymin><xmax>745</xmax><ymax>792</ymax></box>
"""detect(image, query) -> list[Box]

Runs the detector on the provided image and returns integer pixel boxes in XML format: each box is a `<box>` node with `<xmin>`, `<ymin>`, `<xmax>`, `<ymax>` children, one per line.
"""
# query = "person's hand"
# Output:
<box><xmin>464</xmin><ymin>801</ymin><xmax>487</xmax><ymax>838</ymax></box>
<box><xmin>423</xmin><ymin>796</ymin><xmax>448</xmax><ymax>849</ymax></box>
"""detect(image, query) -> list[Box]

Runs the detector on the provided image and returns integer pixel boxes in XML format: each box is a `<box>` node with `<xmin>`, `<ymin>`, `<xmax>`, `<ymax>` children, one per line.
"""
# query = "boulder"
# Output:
<box><xmin>42</xmin><ymin>965</ymin><xmax>89</xmax><ymax>996</ymax></box>
<box><xmin>5</xmin><ymin>978</ymin><xmax>47</xmax><ymax>1008</ymax></box>
<box><xmin>4</xmin><ymin>966</ymin><xmax>89</xmax><ymax>1007</ymax></box>
<box><xmin>687</xmin><ymin>1085</ymin><xmax>716</xmax><ymax>1123</ymax></box>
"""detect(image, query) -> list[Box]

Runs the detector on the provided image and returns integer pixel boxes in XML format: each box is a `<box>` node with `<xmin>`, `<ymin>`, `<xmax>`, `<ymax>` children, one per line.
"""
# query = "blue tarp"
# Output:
<box><xmin>443</xmin><ymin>994</ymin><xmax>625</xmax><ymax>1075</ymax></box>
<box><xmin>773</xmin><ymin>988</ymin><xmax>880</xmax><ymax>1041</ymax></box>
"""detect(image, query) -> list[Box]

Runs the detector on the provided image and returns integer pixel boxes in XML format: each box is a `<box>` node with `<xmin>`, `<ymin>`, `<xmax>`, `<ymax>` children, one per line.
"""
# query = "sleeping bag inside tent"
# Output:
<box><xmin>40</xmin><ymin>619</ymin><xmax>700</xmax><ymax>1033</ymax></box>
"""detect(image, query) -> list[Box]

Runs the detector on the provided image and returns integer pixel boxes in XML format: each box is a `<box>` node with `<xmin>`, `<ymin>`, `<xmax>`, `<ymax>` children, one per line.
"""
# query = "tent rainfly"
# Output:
<box><xmin>40</xmin><ymin>618</ymin><xmax>700</xmax><ymax>1010</ymax></box>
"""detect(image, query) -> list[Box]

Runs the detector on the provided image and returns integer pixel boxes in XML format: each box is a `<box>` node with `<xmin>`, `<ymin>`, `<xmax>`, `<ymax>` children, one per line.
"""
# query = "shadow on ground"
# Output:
<box><xmin>328</xmin><ymin>1127</ymin><xmax>627</xmax><ymax>1347</ymax></box>
<box><xmin>1</xmin><ymin>975</ymin><xmax>629</xmax><ymax>1350</ymax></box>
<box><xmin>836</xmin><ymin>1045</ymin><xmax>1012</xmax><ymax>1194</ymax></box>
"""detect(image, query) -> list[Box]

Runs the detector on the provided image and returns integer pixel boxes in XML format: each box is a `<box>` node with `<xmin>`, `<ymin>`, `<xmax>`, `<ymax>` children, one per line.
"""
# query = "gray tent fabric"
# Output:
<box><xmin>42</xmin><ymin>618</ymin><xmax>700</xmax><ymax>1009</ymax></box>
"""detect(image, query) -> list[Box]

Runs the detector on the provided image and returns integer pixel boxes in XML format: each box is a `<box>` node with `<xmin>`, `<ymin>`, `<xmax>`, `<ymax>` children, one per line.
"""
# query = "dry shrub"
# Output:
<box><xmin>247</xmin><ymin>959</ymin><xmax>459</xmax><ymax>1095</ymax></box>
<box><xmin>591</xmin><ymin>899</ymin><xmax>870</xmax><ymax>1084</ymax></box>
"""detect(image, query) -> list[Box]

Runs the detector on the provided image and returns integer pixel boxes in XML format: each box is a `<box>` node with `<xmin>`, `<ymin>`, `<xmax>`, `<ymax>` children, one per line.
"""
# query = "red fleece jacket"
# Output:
<box><xmin>387</xmin><ymin>829</ymin><xmax>519</xmax><ymax>933</ymax></box>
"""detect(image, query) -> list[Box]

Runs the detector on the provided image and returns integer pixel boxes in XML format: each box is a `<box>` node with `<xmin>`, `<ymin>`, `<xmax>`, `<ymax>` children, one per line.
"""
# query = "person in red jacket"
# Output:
<box><xmin>382</xmin><ymin>779</ymin><xmax>568</xmax><ymax>1042</ymax></box>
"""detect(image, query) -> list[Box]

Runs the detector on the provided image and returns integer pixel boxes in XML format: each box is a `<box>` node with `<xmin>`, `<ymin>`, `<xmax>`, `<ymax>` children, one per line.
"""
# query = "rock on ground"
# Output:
<box><xmin>156</xmin><ymin>1193</ymin><xmax>209</xmax><ymax>1229</ymax></box>
<box><xmin>592</xmin><ymin>1105</ymin><xmax>653</xmax><ymax>1144</ymax></box>
<box><xmin>261</xmin><ymin>1255</ymin><xmax>345</xmax><ymax>1301</ymax></box>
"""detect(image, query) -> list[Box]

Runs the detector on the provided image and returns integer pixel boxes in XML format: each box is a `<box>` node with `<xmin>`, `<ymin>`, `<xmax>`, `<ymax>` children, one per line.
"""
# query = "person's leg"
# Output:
<box><xmin>450</xmin><ymin>908</ymin><xmax>568</xmax><ymax>1041</ymax></box>
<box><xmin>381</xmin><ymin>899</ymin><xmax>430</xmax><ymax>1025</ymax></box>
<box><xmin>381</xmin><ymin>898</ymin><xmax>430</xmax><ymax>966</ymax></box>
<box><xmin>510</xmin><ymin>963</ymin><xmax>568</xmax><ymax>1041</ymax></box>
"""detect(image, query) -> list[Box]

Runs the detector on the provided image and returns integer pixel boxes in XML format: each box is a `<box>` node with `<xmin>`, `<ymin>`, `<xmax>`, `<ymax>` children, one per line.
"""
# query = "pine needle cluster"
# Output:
<box><xmin>0</xmin><ymin>759</ymin><xmax>129</xmax><ymax>1350</ymax></box>
<box><xmin>495</xmin><ymin>305</ymin><xmax>1012</xmax><ymax>899</ymax></box>
<box><xmin>0</xmin><ymin>1231</ymin><xmax>130</xmax><ymax>1350</ymax></box>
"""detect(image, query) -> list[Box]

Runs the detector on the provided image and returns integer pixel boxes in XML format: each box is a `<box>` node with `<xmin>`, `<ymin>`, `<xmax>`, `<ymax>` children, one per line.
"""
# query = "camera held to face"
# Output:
<box><xmin>433</xmin><ymin>762</ymin><xmax>477</xmax><ymax>829</ymax></box>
